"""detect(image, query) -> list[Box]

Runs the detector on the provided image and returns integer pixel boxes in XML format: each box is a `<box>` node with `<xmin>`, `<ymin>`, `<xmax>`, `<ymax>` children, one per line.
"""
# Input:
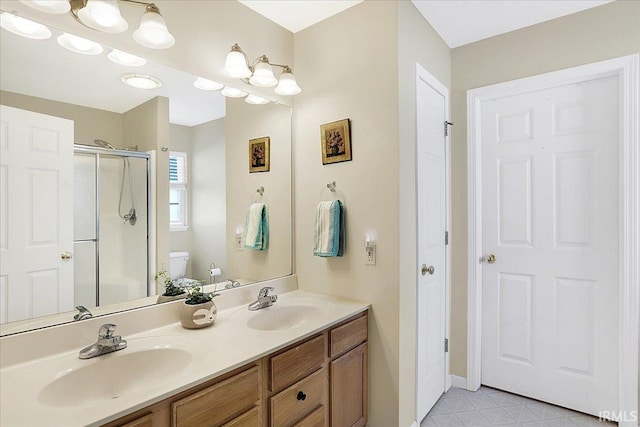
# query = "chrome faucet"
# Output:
<box><xmin>79</xmin><ymin>324</ymin><xmax>127</xmax><ymax>359</ymax></box>
<box><xmin>73</xmin><ymin>305</ymin><xmax>93</xmax><ymax>321</ymax></box>
<box><xmin>224</xmin><ymin>279</ymin><xmax>241</xmax><ymax>289</ymax></box>
<box><xmin>248</xmin><ymin>287</ymin><xmax>278</xmax><ymax>311</ymax></box>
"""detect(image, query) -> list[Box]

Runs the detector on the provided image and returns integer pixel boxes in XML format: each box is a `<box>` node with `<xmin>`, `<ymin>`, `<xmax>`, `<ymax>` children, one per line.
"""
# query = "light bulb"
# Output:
<box><xmin>18</xmin><ymin>0</ymin><xmax>70</xmax><ymax>14</ymax></box>
<box><xmin>274</xmin><ymin>69</ymin><xmax>302</xmax><ymax>95</ymax></box>
<box><xmin>194</xmin><ymin>77</ymin><xmax>223</xmax><ymax>91</ymax></box>
<box><xmin>221</xmin><ymin>86</ymin><xmax>248</xmax><ymax>98</ymax></box>
<box><xmin>121</xmin><ymin>74</ymin><xmax>162</xmax><ymax>90</ymax></box>
<box><xmin>107</xmin><ymin>49</ymin><xmax>146</xmax><ymax>67</ymax></box>
<box><xmin>245</xmin><ymin>94</ymin><xmax>270</xmax><ymax>105</ymax></box>
<box><xmin>0</xmin><ymin>12</ymin><xmax>52</xmax><ymax>39</ymax></box>
<box><xmin>223</xmin><ymin>45</ymin><xmax>251</xmax><ymax>79</ymax></box>
<box><xmin>78</xmin><ymin>0</ymin><xmax>128</xmax><ymax>33</ymax></box>
<box><xmin>249</xmin><ymin>57</ymin><xmax>277</xmax><ymax>88</ymax></box>
<box><xmin>57</xmin><ymin>33</ymin><xmax>103</xmax><ymax>55</ymax></box>
<box><xmin>133</xmin><ymin>5</ymin><xmax>175</xmax><ymax>49</ymax></box>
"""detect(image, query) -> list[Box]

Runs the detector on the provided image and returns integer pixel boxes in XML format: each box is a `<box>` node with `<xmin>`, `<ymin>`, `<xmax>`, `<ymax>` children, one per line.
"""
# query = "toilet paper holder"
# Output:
<box><xmin>209</xmin><ymin>262</ymin><xmax>222</xmax><ymax>284</ymax></box>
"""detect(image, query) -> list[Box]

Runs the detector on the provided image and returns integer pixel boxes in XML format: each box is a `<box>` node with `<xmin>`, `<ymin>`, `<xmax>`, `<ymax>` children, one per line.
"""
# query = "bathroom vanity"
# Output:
<box><xmin>0</xmin><ymin>285</ymin><xmax>369</xmax><ymax>427</ymax></box>
<box><xmin>104</xmin><ymin>311</ymin><xmax>368</xmax><ymax>427</ymax></box>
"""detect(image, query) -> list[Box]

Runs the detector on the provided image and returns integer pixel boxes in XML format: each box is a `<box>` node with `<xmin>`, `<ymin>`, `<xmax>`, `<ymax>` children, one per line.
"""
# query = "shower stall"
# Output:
<box><xmin>73</xmin><ymin>145</ymin><xmax>150</xmax><ymax>309</ymax></box>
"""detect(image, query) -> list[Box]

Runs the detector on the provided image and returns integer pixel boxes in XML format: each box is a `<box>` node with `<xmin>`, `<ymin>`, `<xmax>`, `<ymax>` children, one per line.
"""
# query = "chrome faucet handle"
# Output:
<box><xmin>258</xmin><ymin>287</ymin><xmax>275</xmax><ymax>298</ymax></box>
<box><xmin>98</xmin><ymin>324</ymin><xmax>118</xmax><ymax>339</ymax></box>
<box><xmin>73</xmin><ymin>305</ymin><xmax>93</xmax><ymax>321</ymax></box>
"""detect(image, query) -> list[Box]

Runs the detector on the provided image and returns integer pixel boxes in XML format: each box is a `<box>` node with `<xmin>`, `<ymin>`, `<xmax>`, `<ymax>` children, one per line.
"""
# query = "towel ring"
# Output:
<box><xmin>321</xmin><ymin>181</ymin><xmax>342</xmax><ymax>202</ymax></box>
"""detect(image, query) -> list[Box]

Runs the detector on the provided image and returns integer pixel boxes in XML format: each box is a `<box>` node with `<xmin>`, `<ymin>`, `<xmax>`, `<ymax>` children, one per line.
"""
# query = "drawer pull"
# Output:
<box><xmin>296</xmin><ymin>391</ymin><xmax>307</xmax><ymax>401</ymax></box>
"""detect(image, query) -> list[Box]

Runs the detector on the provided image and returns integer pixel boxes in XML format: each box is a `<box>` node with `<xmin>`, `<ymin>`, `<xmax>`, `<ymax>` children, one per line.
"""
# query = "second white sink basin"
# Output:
<box><xmin>38</xmin><ymin>336</ymin><xmax>207</xmax><ymax>407</ymax></box>
<box><xmin>246</xmin><ymin>305</ymin><xmax>322</xmax><ymax>331</ymax></box>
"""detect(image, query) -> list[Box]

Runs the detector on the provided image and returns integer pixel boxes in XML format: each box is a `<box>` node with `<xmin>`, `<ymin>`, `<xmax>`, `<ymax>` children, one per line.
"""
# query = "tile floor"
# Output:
<box><xmin>421</xmin><ymin>386</ymin><xmax>616</xmax><ymax>426</ymax></box>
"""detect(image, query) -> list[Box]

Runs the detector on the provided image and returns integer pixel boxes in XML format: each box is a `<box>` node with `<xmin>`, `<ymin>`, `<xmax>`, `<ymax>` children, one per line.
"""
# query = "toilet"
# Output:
<box><xmin>169</xmin><ymin>251</ymin><xmax>197</xmax><ymax>284</ymax></box>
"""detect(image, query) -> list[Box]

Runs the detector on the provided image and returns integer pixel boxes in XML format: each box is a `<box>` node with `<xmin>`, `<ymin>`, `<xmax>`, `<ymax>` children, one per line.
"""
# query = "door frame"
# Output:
<box><xmin>414</xmin><ymin>63</ymin><xmax>452</xmax><ymax>420</ymax></box>
<box><xmin>466</xmin><ymin>54</ymin><xmax>639</xmax><ymax>424</ymax></box>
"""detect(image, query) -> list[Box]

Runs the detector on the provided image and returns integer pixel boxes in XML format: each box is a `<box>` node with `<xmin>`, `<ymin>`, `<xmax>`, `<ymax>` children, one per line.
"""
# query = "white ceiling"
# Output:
<box><xmin>238</xmin><ymin>0</ymin><xmax>363</xmax><ymax>33</ymax></box>
<box><xmin>410</xmin><ymin>0</ymin><xmax>613</xmax><ymax>48</ymax></box>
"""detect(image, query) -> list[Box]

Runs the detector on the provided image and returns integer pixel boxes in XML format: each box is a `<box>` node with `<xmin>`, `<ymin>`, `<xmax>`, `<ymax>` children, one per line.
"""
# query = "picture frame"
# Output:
<box><xmin>249</xmin><ymin>136</ymin><xmax>270</xmax><ymax>173</ymax></box>
<box><xmin>320</xmin><ymin>118</ymin><xmax>352</xmax><ymax>165</ymax></box>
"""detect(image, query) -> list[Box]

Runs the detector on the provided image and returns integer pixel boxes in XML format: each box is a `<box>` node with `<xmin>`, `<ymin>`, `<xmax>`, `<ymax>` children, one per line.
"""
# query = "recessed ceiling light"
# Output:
<box><xmin>121</xmin><ymin>73</ymin><xmax>162</xmax><ymax>89</ymax></box>
<box><xmin>221</xmin><ymin>86</ymin><xmax>248</xmax><ymax>98</ymax></box>
<box><xmin>0</xmin><ymin>12</ymin><xmax>52</xmax><ymax>39</ymax></box>
<box><xmin>245</xmin><ymin>94</ymin><xmax>270</xmax><ymax>105</ymax></box>
<box><xmin>18</xmin><ymin>0</ymin><xmax>71</xmax><ymax>14</ymax></box>
<box><xmin>57</xmin><ymin>33</ymin><xmax>103</xmax><ymax>55</ymax></box>
<box><xmin>107</xmin><ymin>49</ymin><xmax>146</xmax><ymax>67</ymax></box>
<box><xmin>194</xmin><ymin>77</ymin><xmax>223</xmax><ymax>91</ymax></box>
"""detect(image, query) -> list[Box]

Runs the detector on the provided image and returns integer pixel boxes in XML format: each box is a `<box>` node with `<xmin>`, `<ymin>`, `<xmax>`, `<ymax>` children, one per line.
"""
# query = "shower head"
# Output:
<box><xmin>93</xmin><ymin>139</ymin><xmax>117</xmax><ymax>150</ymax></box>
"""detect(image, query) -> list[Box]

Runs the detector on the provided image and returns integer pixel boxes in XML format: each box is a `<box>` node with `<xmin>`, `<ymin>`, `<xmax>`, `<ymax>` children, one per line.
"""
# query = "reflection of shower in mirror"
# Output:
<box><xmin>92</xmin><ymin>139</ymin><xmax>138</xmax><ymax>226</ymax></box>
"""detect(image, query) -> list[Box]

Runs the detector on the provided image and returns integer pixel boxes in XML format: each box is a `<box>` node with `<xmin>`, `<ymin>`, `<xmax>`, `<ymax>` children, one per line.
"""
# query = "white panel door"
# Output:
<box><xmin>481</xmin><ymin>76</ymin><xmax>619</xmax><ymax>416</ymax></box>
<box><xmin>416</xmin><ymin>70</ymin><xmax>447</xmax><ymax>421</ymax></box>
<box><xmin>0</xmin><ymin>105</ymin><xmax>74</xmax><ymax>323</ymax></box>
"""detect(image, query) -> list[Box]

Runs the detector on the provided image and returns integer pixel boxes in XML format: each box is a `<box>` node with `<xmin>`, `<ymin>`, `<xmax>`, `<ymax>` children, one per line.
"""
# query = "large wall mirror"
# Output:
<box><xmin>0</xmin><ymin>8</ymin><xmax>292</xmax><ymax>336</ymax></box>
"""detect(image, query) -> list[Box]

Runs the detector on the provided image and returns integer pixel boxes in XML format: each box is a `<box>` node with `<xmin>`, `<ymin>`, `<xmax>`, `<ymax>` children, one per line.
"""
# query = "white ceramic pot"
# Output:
<box><xmin>179</xmin><ymin>300</ymin><xmax>217</xmax><ymax>329</ymax></box>
<box><xmin>156</xmin><ymin>292</ymin><xmax>187</xmax><ymax>304</ymax></box>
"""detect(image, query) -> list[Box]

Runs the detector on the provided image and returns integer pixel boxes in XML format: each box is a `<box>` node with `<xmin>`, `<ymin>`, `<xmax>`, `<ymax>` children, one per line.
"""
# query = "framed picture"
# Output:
<box><xmin>320</xmin><ymin>118</ymin><xmax>352</xmax><ymax>165</ymax></box>
<box><xmin>249</xmin><ymin>136</ymin><xmax>270</xmax><ymax>173</ymax></box>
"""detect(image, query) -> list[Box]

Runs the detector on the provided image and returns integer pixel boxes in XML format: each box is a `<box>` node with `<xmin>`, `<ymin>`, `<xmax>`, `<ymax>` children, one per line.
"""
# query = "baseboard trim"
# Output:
<box><xmin>450</xmin><ymin>375</ymin><xmax>467</xmax><ymax>389</ymax></box>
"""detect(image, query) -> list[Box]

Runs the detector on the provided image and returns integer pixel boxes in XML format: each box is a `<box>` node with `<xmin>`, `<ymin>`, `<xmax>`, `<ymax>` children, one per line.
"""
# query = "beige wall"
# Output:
<box><xmin>397</xmin><ymin>1</ymin><xmax>451</xmax><ymax>424</ymax></box>
<box><xmin>0</xmin><ymin>90</ymin><xmax>123</xmax><ymax>147</ymax></box>
<box><xmin>123</xmin><ymin>97</ymin><xmax>170</xmax><ymax>281</ymax></box>
<box><xmin>293</xmin><ymin>2</ymin><xmax>400</xmax><ymax>425</ymax></box>
<box><xmin>449</xmin><ymin>0</ymin><xmax>640</xmax><ymax>394</ymax></box>
<box><xmin>225</xmin><ymin>99</ymin><xmax>292</xmax><ymax>282</ymax></box>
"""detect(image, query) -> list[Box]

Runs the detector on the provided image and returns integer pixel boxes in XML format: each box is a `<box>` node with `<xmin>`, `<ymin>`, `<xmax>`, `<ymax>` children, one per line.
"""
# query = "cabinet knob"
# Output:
<box><xmin>296</xmin><ymin>391</ymin><xmax>307</xmax><ymax>401</ymax></box>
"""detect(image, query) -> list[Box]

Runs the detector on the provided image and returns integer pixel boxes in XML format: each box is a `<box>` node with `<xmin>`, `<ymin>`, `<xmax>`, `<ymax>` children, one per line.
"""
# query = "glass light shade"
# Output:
<box><xmin>274</xmin><ymin>71</ymin><xmax>302</xmax><ymax>95</ymax></box>
<box><xmin>18</xmin><ymin>0</ymin><xmax>70</xmax><ymax>14</ymax></box>
<box><xmin>107</xmin><ymin>49</ymin><xmax>146</xmax><ymax>67</ymax></box>
<box><xmin>249</xmin><ymin>60</ymin><xmax>278</xmax><ymax>88</ymax></box>
<box><xmin>121</xmin><ymin>73</ymin><xmax>162</xmax><ymax>90</ymax></box>
<box><xmin>223</xmin><ymin>50</ymin><xmax>251</xmax><ymax>79</ymax></box>
<box><xmin>194</xmin><ymin>77</ymin><xmax>223</xmax><ymax>91</ymax></box>
<box><xmin>0</xmin><ymin>12</ymin><xmax>51</xmax><ymax>39</ymax></box>
<box><xmin>57</xmin><ymin>33</ymin><xmax>103</xmax><ymax>55</ymax></box>
<box><xmin>245</xmin><ymin>94</ymin><xmax>270</xmax><ymax>105</ymax></box>
<box><xmin>133</xmin><ymin>9</ymin><xmax>175</xmax><ymax>49</ymax></box>
<box><xmin>78</xmin><ymin>0</ymin><xmax>128</xmax><ymax>33</ymax></box>
<box><xmin>221</xmin><ymin>86</ymin><xmax>248</xmax><ymax>98</ymax></box>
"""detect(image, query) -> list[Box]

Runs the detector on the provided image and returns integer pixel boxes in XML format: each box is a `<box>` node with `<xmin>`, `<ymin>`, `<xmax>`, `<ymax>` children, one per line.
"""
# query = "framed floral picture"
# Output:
<box><xmin>320</xmin><ymin>118</ymin><xmax>352</xmax><ymax>165</ymax></box>
<box><xmin>249</xmin><ymin>136</ymin><xmax>270</xmax><ymax>173</ymax></box>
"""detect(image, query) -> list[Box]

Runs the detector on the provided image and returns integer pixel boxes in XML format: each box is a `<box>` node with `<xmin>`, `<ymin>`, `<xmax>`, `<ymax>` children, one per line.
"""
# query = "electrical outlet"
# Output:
<box><xmin>236</xmin><ymin>236</ymin><xmax>243</xmax><ymax>250</ymax></box>
<box><xmin>366</xmin><ymin>246</ymin><xmax>376</xmax><ymax>265</ymax></box>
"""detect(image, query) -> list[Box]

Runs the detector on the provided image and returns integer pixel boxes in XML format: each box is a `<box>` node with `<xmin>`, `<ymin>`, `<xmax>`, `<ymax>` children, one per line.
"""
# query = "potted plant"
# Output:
<box><xmin>154</xmin><ymin>270</ymin><xmax>187</xmax><ymax>303</ymax></box>
<box><xmin>179</xmin><ymin>282</ymin><xmax>220</xmax><ymax>329</ymax></box>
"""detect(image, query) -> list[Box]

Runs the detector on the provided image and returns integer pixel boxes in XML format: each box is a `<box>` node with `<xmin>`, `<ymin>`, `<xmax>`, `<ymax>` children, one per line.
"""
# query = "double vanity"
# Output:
<box><xmin>0</xmin><ymin>280</ymin><xmax>369</xmax><ymax>427</ymax></box>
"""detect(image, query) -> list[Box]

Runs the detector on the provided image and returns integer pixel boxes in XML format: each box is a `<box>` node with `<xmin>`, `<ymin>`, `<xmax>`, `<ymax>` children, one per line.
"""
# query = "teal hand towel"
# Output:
<box><xmin>314</xmin><ymin>200</ymin><xmax>345</xmax><ymax>257</ymax></box>
<box><xmin>244</xmin><ymin>203</ymin><xmax>269</xmax><ymax>250</ymax></box>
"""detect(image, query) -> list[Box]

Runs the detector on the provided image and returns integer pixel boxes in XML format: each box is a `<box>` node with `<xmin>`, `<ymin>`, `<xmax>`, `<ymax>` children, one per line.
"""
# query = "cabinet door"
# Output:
<box><xmin>330</xmin><ymin>343</ymin><xmax>367</xmax><ymax>427</ymax></box>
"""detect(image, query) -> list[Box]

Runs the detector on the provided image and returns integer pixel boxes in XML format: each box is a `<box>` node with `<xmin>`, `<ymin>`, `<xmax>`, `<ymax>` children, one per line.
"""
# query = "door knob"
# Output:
<box><xmin>484</xmin><ymin>253</ymin><xmax>496</xmax><ymax>264</ymax></box>
<box><xmin>421</xmin><ymin>264</ymin><xmax>435</xmax><ymax>276</ymax></box>
<box><xmin>61</xmin><ymin>252</ymin><xmax>73</xmax><ymax>260</ymax></box>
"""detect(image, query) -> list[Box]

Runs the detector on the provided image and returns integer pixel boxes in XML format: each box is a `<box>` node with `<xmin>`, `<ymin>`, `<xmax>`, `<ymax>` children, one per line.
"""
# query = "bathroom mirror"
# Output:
<box><xmin>0</xmin><ymin>13</ymin><xmax>292</xmax><ymax>336</ymax></box>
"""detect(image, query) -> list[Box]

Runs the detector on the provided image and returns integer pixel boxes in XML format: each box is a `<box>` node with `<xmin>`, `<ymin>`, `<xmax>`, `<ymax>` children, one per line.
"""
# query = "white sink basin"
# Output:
<box><xmin>38</xmin><ymin>336</ymin><xmax>207</xmax><ymax>407</ymax></box>
<box><xmin>246</xmin><ymin>305</ymin><xmax>322</xmax><ymax>331</ymax></box>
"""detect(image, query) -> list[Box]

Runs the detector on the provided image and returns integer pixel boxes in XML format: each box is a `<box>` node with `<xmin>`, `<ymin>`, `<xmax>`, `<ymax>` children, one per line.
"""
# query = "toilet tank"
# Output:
<box><xmin>169</xmin><ymin>251</ymin><xmax>189</xmax><ymax>280</ymax></box>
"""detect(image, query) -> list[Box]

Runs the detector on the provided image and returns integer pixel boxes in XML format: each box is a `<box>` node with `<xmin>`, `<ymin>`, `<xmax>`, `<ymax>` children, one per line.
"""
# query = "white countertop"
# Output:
<box><xmin>0</xmin><ymin>290</ymin><xmax>369</xmax><ymax>427</ymax></box>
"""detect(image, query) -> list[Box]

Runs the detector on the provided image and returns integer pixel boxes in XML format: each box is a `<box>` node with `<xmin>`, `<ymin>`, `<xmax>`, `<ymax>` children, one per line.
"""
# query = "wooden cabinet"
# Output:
<box><xmin>104</xmin><ymin>311</ymin><xmax>368</xmax><ymax>427</ymax></box>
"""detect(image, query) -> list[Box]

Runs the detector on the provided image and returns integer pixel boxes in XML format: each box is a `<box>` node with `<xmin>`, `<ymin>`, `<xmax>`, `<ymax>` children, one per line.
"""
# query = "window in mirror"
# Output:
<box><xmin>169</xmin><ymin>151</ymin><xmax>188</xmax><ymax>231</ymax></box>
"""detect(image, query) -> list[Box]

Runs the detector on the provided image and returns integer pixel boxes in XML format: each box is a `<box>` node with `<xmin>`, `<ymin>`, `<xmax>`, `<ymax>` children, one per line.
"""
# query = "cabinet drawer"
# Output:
<box><xmin>270</xmin><ymin>368</ymin><xmax>325</xmax><ymax>427</ymax></box>
<box><xmin>221</xmin><ymin>406</ymin><xmax>260</xmax><ymax>427</ymax></box>
<box><xmin>330</xmin><ymin>314</ymin><xmax>367</xmax><ymax>358</ymax></box>
<box><xmin>119</xmin><ymin>413</ymin><xmax>153</xmax><ymax>427</ymax></box>
<box><xmin>172</xmin><ymin>366</ymin><xmax>260</xmax><ymax>427</ymax></box>
<box><xmin>270</xmin><ymin>335</ymin><xmax>325</xmax><ymax>391</ymax></box>
<box><xmin>292</xmin><ymin>406</ymin><xmax>325</xmax><ymax>427</ymax></box>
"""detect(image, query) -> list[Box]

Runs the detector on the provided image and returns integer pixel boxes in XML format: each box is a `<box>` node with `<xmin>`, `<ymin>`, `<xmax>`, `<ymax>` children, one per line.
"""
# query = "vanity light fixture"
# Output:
<box><xmin>221</xmin><ymin>86</ymin><xmax>248</xmax><ymax>98</ymax></box>
<box><xmin>121</xmin><ymin>73</ymin><xmax>161</xmax><ymax>89</ymax></box>
<box><xmin>193</xmin><ymin>77</ymin><xmax>223</xmax><ymax>91</ymax></box>
<box><xmin>57</xmin><ymin>32</ymin><xmax>103</xmax><ymax>55</ymax></box>
<box><xmin>107</xmin><ymin>49</ymin><xmax>146</xmax><ymax>66</ymax></box>
<box><xmin>245</xmin><ymin>94</ymin><xmax>270</xmax><ymax>105</ymax></box>
<box><xmin>223</xmin><ymin>43</ymin><xmax>301</xmax><ymax>96</ymax></box>
<box><xmin>20</xmin><ymin>0</ymin><xmax>176</xmax><ymax>49</ymax></box>
<box><xmin>0</xmin><ymin>12</ymin><xmax>52</xmax><ymax>39</ymax></box>
<box><xmin>18</xmin><ymin>0</ymin><xmax>70</xmax><ymax>14</ymax></box>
